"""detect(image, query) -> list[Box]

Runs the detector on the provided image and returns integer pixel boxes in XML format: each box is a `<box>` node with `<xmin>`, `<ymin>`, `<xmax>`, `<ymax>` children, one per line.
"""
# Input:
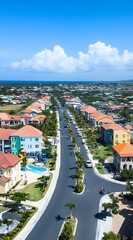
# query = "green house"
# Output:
<box><xmin>11</xmin><ymin>136</ymin><xmax>21</xmax><ymax>156</ymax></box>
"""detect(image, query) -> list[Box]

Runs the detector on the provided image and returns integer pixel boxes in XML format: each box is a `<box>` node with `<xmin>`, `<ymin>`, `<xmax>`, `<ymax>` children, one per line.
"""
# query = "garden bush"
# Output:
<box><xmin>74</xmin><ymin>183</ymin><xmax>84</xmax><ymax>193</ymax></box>
<box><xmin>59</xmin><ymin>222</ymin><xmax>73</xmax><ymax>240</ymax></box>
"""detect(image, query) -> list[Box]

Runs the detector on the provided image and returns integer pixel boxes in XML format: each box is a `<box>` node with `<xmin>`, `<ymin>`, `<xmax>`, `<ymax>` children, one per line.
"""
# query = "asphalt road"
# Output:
<box><xmin>26</xmin><ymin>108</ymin><xmax>126</xmax><ymax>240</ymax></box>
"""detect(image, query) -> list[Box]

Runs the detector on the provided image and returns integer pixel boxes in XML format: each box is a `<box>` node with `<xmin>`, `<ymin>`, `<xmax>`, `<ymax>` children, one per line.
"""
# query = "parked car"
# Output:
<box><xmin>85</xmin><ymin>160</ymin><xmax>92</xmax><ymax>168</ymax></box>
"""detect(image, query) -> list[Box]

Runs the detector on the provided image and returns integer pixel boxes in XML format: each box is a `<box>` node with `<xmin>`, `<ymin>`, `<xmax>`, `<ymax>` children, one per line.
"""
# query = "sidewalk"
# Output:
<box><xmin>14</xmin><ymin>111</ymin><xmax>61</xmax><ymax>240</ymax></box>
<box><xmin>95</xmin><ymin>194</ymin><xmax>112</xmax><ymax>240</ymax></box>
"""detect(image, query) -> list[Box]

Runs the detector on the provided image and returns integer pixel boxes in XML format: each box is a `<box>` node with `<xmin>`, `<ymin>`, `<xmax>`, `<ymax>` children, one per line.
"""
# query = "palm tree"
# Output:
<box><xmin>22</xmin><ymin>156</ymin><xmax>28</xmax><ymax>182</ymax></box>
<box><xmin>65</xmin><ymin>202</ymin><xmax>77</xmax><ymax>218</ymax></box>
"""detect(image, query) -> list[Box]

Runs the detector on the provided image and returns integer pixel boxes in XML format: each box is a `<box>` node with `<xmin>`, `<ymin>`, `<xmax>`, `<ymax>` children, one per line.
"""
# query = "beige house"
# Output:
<box><xmin>0</xmin><ymin>113</ymin><xmax>21</xmax><ymax>128</ymax></box>
<box><xmin>0</xmin><ymin>152</ymin><xmax>21</xmax><ymax>193</ymax></box>
<box><xmin>113</xmin><ymin>143</ymin><xmax>133</xmax><ymax>172</ymax></box>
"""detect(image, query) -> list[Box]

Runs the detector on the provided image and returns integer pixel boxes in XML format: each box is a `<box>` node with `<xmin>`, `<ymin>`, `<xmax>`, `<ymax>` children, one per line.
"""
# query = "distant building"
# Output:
<box><xmin>20</xmin><ymin>114</ymin><xmax>32</xmax><ymax>125</ymax></box>
<box><xmin>31</xmin><ymin>115</ymin><xmax>46</xmax><ymax>124</ymax></box>
<box><xmin>113</xmin><ymin>143</ymin><xmax>133</xmax><ymax>172</ymax></box>
<box><xmin>90</xmin><ymin>111</ymin><xmax>114</xmax><ymax>127</ymax></box>
<box><xmin>0</xmin><ymin>113</ymin><xmax>21</xmax><ymax>128</ymax></box>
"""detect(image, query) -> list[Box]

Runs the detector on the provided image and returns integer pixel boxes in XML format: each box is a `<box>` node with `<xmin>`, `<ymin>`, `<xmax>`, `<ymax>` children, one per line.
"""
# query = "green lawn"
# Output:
<box><xmin>0</xmin><ymin>104</ymin><xmax>24</xmax><ymax>113</ymax></box>
<box><xmin>20</xmin><ymin>181</ymin><xmax>43</xmax><ymax>201</ymax></box>
<box><xmin>93</xmin><ymin>144</ymin><xmax>113</xmax><ymax>160</ymax></box>
<box><xmin>95</xmin><ymin>163</ymin><xmax>105</xmax><ymax>174</ymax></box>
<box><xmin>20</xmin><ymin>173</ymin><xmax>53</xmax><ymax>201</ymax></box>
<box><xmin>0</xmin><ymin>205</ymin><xmax>9</xmax><ymax>213</ymax></box>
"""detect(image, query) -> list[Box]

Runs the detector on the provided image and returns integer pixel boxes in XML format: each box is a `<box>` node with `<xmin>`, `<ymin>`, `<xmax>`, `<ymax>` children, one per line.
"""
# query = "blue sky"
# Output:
<box><xmin>0</xmin><ymin>0</ymin><xmax>133</xmax><ymax>81</ymax></box>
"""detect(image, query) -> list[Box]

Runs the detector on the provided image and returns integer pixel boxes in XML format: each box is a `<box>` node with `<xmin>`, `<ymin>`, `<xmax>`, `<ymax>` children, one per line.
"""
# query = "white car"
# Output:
<box><xmin>85</xmin><ymin>160</ymin><xmax>92</xmax><ymax>168</ymax></box>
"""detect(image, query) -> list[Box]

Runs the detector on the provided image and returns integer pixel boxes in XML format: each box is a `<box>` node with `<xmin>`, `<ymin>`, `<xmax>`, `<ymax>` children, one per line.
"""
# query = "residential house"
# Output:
<box><xmin>20</xmin><ymin>114</ymin><xmax>32</xmax><ymax>125</ymax></box>
<box><xmin>11</xmin><ymin>125</ymin><xmax>43</xmax><ymax>157</ymax></box>
<box><xmin>0</xmin><ymin>129</ymin><xmax>16</xmax><ymax>153</ymax></box>
<box><xmin>85</xmin><ymin>107</ymin><xmax>97</xmax><ymax>121</ymax></box>
<box><xmin>80</xmin><ymin>105</ymin><xmax>91</xmax><ymax>115</ymax></box>
<box><xmin>113</xmin><ymin>143</ymin><xmax>133</xmax><ymax>172</ymax></box>
<box><xmin>124</xmin><ymin>125</ymin><xmax>133</xmax><ymax>143</ymax></box>
<box><xmin>21</xmin><ymin>105</ymin><xmax>41</xmax><ymax>117</ymax></box>
<box><xmin>101</xmin><ymin>123</ymin><xmax>131</xmax><ymax>145</ymax></box>
<box><xmin>0</xmin><ymin>113</ymin><xmax>21</xmax><ymax>128</ymax></box>
<box><xmin>90</xmin><ymin>111</ymin><xmax>114</xmax><ymax>127</ymax></box>
<box><xmin>0</xmin><ymin>152</ymin><xmax>21</xmax><ymax>193</ymax></box>
<box><xmin>31</xmin><ymin>115</ymin><xmax>46</xmax><ymax>124</ymax></box>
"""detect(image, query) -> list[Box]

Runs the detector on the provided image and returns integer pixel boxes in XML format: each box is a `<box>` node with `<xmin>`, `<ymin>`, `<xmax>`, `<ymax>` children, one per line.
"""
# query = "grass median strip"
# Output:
<box><xmin>59</xmin><ymin>216</ymin><xmax>76</xmax><ymax>240</ymax></box>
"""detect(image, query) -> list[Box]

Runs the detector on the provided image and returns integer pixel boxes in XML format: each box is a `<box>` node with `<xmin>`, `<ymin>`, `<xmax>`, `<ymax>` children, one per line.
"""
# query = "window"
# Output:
<box><xmin>122</xmin><ymin>158</ymin><xmax>125</xmax><ymax>162</ymax></box>
<box><xmin>35</xmin><ymin>138</ymin><xmax>39</xmax><ymax>141</ymax></box>
<box><xmin>115</xmin><ymin>135</ymin><xmax>118</xmax><ymax>139</ymax></box>
<box><xmin>12</xmin><ymin>137</ymin><xmax>17</xmax><ymax>142</ymax></box>
<box><xmin>21</xmin><ymin>137</ymin><xmax>25</xmax><ymax>141</ymax></box>
<box><xmin>30</xmin><ymin>145</ymin><xmax>32</xmax><ymax>148</ymax></box>
<box><xmin>21</xmin><ymin>144</ymin><xmax>23</xmax><ymax>147</ymax></box>
<box><xmin>0</xmin><ymin>169</ymin><xmax>3</xmax><ymax>176</ymax></box>
<box><xmin>35</xmin><ymin>145</ymin><xmax>39</xmax><ymax>148</ymax></box>
<box><xmin>123</xmin><ymin>134</ymin><xmax>125</xmax><ymax>138</ymax></box>
<box><xmin>5</xmin><ymin>121</ymin><xmax>9</xmax><ymax>124</ymax></box>
<box><xmin>15</xmin><ymin>144</ymin><xmax>17</xmax><ymax>148</ymax></box>
<box><xmin>12</xmin><ymin>144</ymin><xmax>14</xmax><ymax>148</ymax></box>
<box><xmin>9</xmin><ymin>169</ymin><xmax>12</xmax><ymax>174</ymax></box>
<box><xmin>123</xmin><ymin>140</ymin><xmax>125</xmax><ymax>143</ymax></box>
<box><xmin>30</xmin><ymin>138</ymin><xmax>32</xmax><ymax>141</ymax></box>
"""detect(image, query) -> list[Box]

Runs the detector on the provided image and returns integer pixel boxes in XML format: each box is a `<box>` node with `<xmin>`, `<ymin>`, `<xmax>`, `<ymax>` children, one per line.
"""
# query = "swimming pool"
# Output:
<box><xmin>22</xmin><ymin>164</ymin><xmax>47</xmax><ymax>173</ymax></box>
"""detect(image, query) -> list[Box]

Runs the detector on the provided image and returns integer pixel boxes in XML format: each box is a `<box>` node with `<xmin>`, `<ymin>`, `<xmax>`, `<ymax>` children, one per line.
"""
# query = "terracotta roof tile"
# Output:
<box><xmin>125</xmin><ymin>125</ymin><xmax>133</xmax><ymax>130</ymax></box>
<box><xmin>0</xmin><ymin>152</ymin><xmax>21</xmax><ymax>169</ymax></box>
<box><xmin>85</xmin><ymin>107</ymin><xmax>97</xmax><ymax>114</ymax></box>
<box><xmin>102</xmin><ymin>123</ymin><xmax>131</xmax><ymax>134</ymax></box>
<box><xmin>32</xmin><ymin>115</ymin><xmax>46</xmax><ymax>122</ymax></box>
<box><xmin>0</xmin><ymin>176</ymin><xmax>10</xmax><ymax>183</ymax></box>
<box><xmin>21</xmin><ymin>114</ymin><xmax>32</xmax><ymax>118</ymax></box>
<box><xmin>0</xmin><ymin>129</ymin><xmax>16</xmax><ymax>140</ymax></box>
<box><xmin>11</xmin><ymin>125</ymin><xmax>42</xmax><ymax>137</ymax></box>
<box><xmin>113</xmin><ymin>143</ymin><xmax>133</xmax><ymax>156</ymax></box>
<box><xmin>80</xmin><ymin>105</ymin><xmax>90</xmax><ymax>110</ymax></box>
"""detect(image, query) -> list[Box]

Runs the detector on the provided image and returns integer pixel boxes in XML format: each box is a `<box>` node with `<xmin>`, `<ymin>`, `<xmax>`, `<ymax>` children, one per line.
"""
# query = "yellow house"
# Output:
<box><xmin>0</xmin><ymin>152</ymin><xmax>21</xmax><ymax>193</ymax></box>
<box><xmin>101</xmin><ymin>123</ymin><xmax>131</xmax><ymax>145</ymax></box>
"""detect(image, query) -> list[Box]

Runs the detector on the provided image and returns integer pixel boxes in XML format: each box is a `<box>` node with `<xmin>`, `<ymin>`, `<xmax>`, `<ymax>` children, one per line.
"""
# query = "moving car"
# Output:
<box><xmin>85</xmin><ymin>160</ymin><xmax>92</xmax><ymax>168</ymax></box>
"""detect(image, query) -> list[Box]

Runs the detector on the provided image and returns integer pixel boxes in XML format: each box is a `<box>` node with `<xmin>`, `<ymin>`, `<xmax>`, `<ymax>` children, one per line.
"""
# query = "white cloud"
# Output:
<box><xmin>11</xmin><ymin>41</ymin><xmax>133</xmax><ymax>73</ymax></box>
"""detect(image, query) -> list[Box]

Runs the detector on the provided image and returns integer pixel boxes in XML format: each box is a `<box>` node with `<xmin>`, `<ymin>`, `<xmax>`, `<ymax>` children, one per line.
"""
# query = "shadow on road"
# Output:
<box><xmin>94</xmin><ymin>211</ymin><xmax>112</xmax><ymax>221</ymax></box>
<box><xmin>55</xmin><ymin>215</ymin><xmax>65</xmax><ymax>221</ymax></box>
<box><xmin>69</xmin><ymin>167</ymin><xmax>77</xmax><ymax>170</ymax></box>
<box><xmin>68</xmin><ymin>185</ymin><xmax>74</xmax><ymax>189</ymax></box>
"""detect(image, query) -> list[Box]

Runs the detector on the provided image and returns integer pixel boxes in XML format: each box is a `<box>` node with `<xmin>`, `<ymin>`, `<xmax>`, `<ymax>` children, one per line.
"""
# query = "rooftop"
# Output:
<box><xmin>113</xmin><ymin>143</ymin><xmax>133</xmax><ymax>156</ymax></box>
<box><xmin>0</xmin><ymin>152</ymin><xmax>21</xmax><ymax>169</ymax></box>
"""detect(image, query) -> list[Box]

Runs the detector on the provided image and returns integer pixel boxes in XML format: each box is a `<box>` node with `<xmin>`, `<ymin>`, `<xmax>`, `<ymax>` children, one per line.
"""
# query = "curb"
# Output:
<box><xmin>14</xmin><ymin>111</ymin><xmax>61</xmax><ymax>240</ymax></box>
<box><xmin>95</xmin><ymin>194</ymin><xmax>112</xmax><ymax>240</ymax></box>
<box><xmin>69</xmin><ymin>112</ymin><xmax>126</xmax><ymax>186</ymax></box>
<box><xmin>57</xmin><ymin>217</ymin><xmax>78</xmax><ymax>240</ymax></box>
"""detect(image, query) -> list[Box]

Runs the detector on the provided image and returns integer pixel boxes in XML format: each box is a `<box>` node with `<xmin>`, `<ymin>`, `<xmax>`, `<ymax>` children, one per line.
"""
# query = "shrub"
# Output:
<box><xmin>74</xmin><ymin>183</ymin><xmax>84</xmax><ymax>193</ymax></box>
<box><xmin>59</xmin><ymin>222</ymin><xmax>73</xmax><ymax>240</ymax></box>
